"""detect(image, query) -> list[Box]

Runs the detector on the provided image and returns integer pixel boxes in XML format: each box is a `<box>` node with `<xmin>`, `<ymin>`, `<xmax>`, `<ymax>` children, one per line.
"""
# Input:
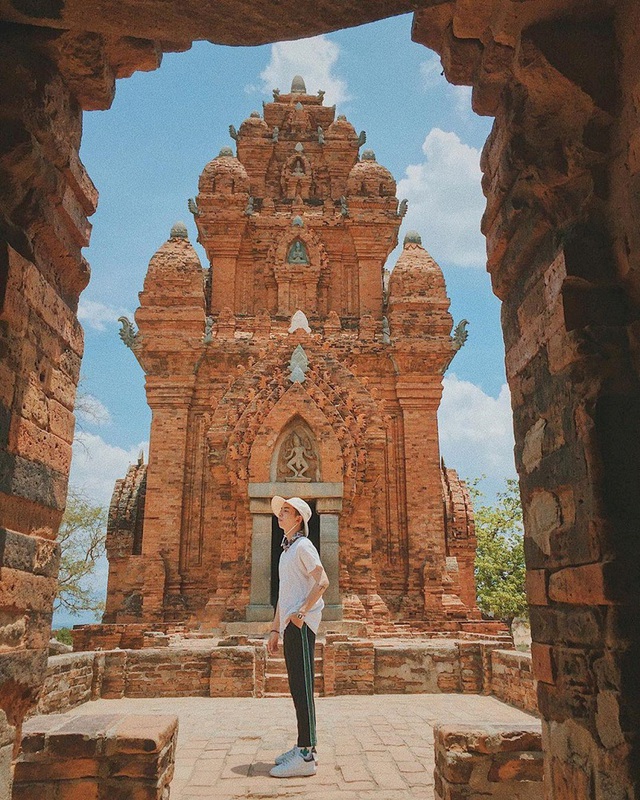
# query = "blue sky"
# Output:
<box><xmin>59</xmin><ymin>15</ymin><xmax>516</xmax><ymax>627</ymax></box>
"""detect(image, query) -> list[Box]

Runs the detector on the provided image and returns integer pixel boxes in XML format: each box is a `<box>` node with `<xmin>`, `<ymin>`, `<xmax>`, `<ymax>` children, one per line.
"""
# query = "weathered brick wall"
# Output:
<box><xmin>375</xmin><ymin>641</ymin><xmax>473</xmax><ymax>694</ymax></box>
<box><xmin>210</xmin><ymin>646</ymin><xmax>265</xmax><ymax>697</ymax></box>
<box><xmin>35</xmin><ymin>640</ymin><xmax>518</xmax><ymax>702</ymax></box>
<box><xmin>14</xmin><ymin>712</ymin><xmax>177</xmax><ymax>800</ymax></box>
<box><xmin>71</xmin><ymin>623</ymin><xmax>183</xmax><ymax>651</ymax></box>
<box><xmin>320</xmin><ymin>637</ymin><xmax>375</xmax><ymax>696</ymax></box>
<box><xmin>433</xmin><ymin>723</ymin><xmax>543</xmax><ymax>800</ymax></box>
<box><xmin>35</xmin><ymin>653</ymin><xmax>99</xmax><ymax>716</ymax></box>
<box><xmin>124</xmin><ymin>649</ymin><xmax>211</xmax><ymax>697</ymax></box>
<box><xmin>490</xmin><ymin>650</ymin><xmax>538</xmax><ymax>715</ymax></box>
<box><xmin>0</xmin><ymin>26</ymin><xmax>98</xmax><ymax>744</ymax></box>
<box><xmin>414</xmin><ymin>2</ymin><xmax>640</xmax><ymax>796</ymax></box>
<box><xmin>0</xmin><ymin>712</ymin><xmax>14</xmax><ymax>797</ymax></box>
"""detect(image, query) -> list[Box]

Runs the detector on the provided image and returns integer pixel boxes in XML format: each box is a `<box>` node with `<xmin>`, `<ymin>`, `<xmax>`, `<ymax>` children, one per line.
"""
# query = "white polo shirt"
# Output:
<box><xmin>278</xmin><ymin>536</ymin><xmax>324</xmax><ymax>635</ymax></box>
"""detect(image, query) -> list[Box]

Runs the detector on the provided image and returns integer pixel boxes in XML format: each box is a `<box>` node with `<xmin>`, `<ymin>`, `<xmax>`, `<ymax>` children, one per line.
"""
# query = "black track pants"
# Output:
<box><xmin>283</xmin><ymin>622</ymin><xmax>317</xmax><ymax>748</ymax></box>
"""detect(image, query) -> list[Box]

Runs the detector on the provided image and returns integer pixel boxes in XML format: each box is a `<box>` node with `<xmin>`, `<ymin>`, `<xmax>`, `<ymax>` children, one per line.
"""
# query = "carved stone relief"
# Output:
<box><xmin>277</xmin><ymin>425</ymin><xmax>320</xmax><ymax>482</ymax></box>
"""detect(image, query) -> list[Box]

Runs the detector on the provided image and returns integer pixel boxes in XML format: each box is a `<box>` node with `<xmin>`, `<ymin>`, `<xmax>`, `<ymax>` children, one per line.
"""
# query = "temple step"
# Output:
<box><xmin>264</xmin><ymin>674</ymin><xmax>324</xmax><ymax>695</ymax></box>
<box><xmin>264</xmin><ymin>650</ymin><xmax>324</xmax><ymax>695</ymax></box>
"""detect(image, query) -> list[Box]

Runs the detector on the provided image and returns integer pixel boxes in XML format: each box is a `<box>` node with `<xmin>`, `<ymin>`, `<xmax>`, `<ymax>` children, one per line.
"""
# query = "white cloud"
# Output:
<box><xmin>420</xmin><ymin>55</ymin><xmax>443</xmax><ymax>89</ymax></box>
<box><xmin>259</xmin><ymin>35</ymin><xmax>349</xmax><ymax>107</ymax></box>
<box><xmin>453</xmin><ymin>85</ymin><xmax>473</xmax><ymax>116</ymax></box>
<box><xmin>397</xmin><ymin>128</ymin><xmax>486</xmax><ymax>268</ymax></box>
<box><xmin>75</xmin><ymin>393</ymin><xmax>111</xmax><ymax>426</ymax></box>
<box><xmin>78</xmin><ymin>299</ymin><xmax>133</xmax><ymax>332</ymax></box>
<box><xmin>438</xmin><ymin>374</ymin><xmax>516</xmax><ymax>497</ymax></box>
<box><xmin>69</xmin><ymin>431</ymin><xmax>148</xmax><ymax>508</ymax></box>
<box><xmin>419</xmin><ymin>55</ymin><xmax>473</xmax><ymax>119</ymax></box>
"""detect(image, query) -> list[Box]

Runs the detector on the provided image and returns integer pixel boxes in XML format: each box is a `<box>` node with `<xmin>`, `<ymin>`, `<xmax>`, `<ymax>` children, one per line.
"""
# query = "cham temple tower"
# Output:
<box><xmin>106</xmin><ymin>76</ymin><xmax>481</xmax><ymax>631</ymax></box>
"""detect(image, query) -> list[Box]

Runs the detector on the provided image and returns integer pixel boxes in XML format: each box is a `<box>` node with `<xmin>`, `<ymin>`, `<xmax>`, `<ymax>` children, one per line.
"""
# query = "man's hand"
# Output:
<box><xmin>267</xmin><ymin>630</ymin><xmax>279</xmax><ymax>654</ymax></box>
<box><xmin>289</xmin><ymin>613</ymin><xmax>305</xmax><ymax>629</ymax></box>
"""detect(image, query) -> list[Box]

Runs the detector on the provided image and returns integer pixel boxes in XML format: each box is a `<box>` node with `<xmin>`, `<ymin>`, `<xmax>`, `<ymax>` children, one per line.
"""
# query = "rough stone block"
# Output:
<box><xmin>548</xmin><ymin>563</ymin><xmax>614</xmax><ymax>605</ymax></box>
<box><xmin>525</xmin><ymin>570</ymin><xmax>548</xmax><ymax>606</ymax></box>
<box><xmin>530</xmin><ymin>643</ymin><xmax>555</xmax><ymax>685</ymax></box>
<box><xmin>14</xmin><ymin>712</ymin><xmax>177</xmax><ymax>800</ymax></box>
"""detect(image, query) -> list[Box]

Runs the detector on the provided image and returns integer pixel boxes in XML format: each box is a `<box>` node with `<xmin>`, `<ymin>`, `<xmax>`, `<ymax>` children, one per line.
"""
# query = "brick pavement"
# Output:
<box><xmin>71</xmin><ymin>695</ymin><xmax>537</xmax><ymax>799</ymax></box>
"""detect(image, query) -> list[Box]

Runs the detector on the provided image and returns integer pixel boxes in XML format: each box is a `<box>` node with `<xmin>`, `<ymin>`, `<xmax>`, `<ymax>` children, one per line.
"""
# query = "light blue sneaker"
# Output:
<box><xmin>274</xmin><ymin>746</ymin><xmax>318</xmax><ymax>765</ymax></box>
<box><xmin>270</xmin><ymin>749</ymin><xmax>316</xmax><ymax>778</ymax></box>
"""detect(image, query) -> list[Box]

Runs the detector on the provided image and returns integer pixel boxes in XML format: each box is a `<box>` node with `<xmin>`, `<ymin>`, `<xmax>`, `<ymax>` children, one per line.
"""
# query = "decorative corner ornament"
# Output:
<box><xmin>340</xmin><ymin>196</ymin><xmax>349</xmax><ymax>217</ymax></box>
<box><xmin>244</xmin><ymin>196</ymin><xmax>255</xmax><ymax>216</ymax></box>
<box><xmin>118</xmin><ymin>316</ymin><xmax>138</xmax><ymax>349</ymax></box>
<box><xmin>398</xmin><ymin>199</ymin><xmax>408</xmax><ymax>218</ymax></box>
<box><xmin>452</xmin><ymin>319</ymin><xmax>469</xmax><ymax>351</ymax></box>
<box><xmin>357</xmin><ymin>131</ymin><xmax>367</xmax><ymax>148</ymax></box>
<box><xmin>188</xmin><ymin>198</ymin><xmax>200</xmax><ymax>217</ymax></box>
<box><xmin>442</xmin><ymin>319</ymin><xmax>469</xmax><ymax>374</ymax></box>
<box><xmin>229</xmin><ymin>124</ymin><xmax>238</xmax><ymax>141</ymax></box>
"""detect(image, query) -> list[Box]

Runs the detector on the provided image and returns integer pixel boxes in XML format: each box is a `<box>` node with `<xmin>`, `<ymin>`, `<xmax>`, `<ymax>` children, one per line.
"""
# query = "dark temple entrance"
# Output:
<box><xmin>270</xmin><ymin>500</ymin><xmax>320</xmax><ymax>607</ymax></box>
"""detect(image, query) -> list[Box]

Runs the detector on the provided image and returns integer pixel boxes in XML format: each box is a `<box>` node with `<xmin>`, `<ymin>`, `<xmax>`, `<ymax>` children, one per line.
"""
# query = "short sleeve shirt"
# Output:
<box><xmin>278</xmin><ymin>537</ymin><xmax>324</xmax><ymax>635</ymax></box>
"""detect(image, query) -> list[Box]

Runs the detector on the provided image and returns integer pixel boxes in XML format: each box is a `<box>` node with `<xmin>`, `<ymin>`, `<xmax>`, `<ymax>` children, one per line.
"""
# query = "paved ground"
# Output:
<box><xmin>74</xmin><ymin>695</ymin><xmax>538</xmax><ymax>800</ymax></box>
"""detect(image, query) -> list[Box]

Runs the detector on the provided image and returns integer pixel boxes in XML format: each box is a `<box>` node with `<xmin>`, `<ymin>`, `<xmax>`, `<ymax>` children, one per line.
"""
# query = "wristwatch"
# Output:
<box><xmin>297</xmin><ymin>611</ymin><xmax>306</xmax><ymax>619</ymax></box>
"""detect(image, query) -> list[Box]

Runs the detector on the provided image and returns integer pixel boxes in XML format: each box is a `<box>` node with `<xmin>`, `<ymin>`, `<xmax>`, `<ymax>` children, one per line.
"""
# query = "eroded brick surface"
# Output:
<box><xmin>434</xmin><ymin>722</ymin><xmax>543</xmax><ymax>800</ymax></box>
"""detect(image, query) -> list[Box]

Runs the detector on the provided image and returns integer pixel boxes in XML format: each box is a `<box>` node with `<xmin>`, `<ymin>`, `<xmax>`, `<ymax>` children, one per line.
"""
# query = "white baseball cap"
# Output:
<box><xmin>271</xmin><ymin>495</ymin><xmax>312</xmax><ymax>536</ymax></box>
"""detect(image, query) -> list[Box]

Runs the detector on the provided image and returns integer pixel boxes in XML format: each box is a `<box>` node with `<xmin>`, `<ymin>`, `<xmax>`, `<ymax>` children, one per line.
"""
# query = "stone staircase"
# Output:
<box><xmin>264</xmin><ymin>645</ymin><xmax>324</xmax><ymax>697</ymax></box>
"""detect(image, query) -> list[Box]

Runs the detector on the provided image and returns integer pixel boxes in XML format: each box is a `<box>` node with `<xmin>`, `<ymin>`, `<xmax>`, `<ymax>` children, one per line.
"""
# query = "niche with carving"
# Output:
<box><xmin>274</xmin><ymin>421</ymin><xmax>321</xmax><ymax>482</ymax></box>
<box><xmin>281</xmin><ymin>152</ymin><xmax>313</xmax><ymax>198</ymax></box>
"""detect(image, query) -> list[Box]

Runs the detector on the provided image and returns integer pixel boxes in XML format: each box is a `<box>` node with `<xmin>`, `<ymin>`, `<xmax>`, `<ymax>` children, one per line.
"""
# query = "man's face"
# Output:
<box><xmin>277</xmin><ymin>503</ymin><xmax>303</xmax><ymax>532</ymax></box>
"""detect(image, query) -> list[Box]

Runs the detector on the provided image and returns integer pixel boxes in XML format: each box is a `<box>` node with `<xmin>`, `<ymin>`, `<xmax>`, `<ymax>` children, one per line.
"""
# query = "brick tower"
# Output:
<box><xmin>105</xmin><ymin>76</ymin><xmax>479</xmax><ymax>629</ymax></box>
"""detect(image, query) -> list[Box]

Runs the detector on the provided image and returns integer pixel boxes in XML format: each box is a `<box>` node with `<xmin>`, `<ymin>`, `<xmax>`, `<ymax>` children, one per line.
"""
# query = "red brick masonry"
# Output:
<box><xmin>37</xmin><ymin>638</ymin><xmax>537</xmax><ymax>714</ymax></box>
<box><xmin>490</xmin><ymin>650</ymin><xmax>538</xmax><ymax>715</ymax></box>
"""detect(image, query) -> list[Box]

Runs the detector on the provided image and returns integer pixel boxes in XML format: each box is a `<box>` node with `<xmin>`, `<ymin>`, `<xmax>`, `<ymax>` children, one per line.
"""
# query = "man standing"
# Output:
<box><xmin>267</xmin><ymin>496</ymin><xmax>329</xmax><ymax>778</ymax></box>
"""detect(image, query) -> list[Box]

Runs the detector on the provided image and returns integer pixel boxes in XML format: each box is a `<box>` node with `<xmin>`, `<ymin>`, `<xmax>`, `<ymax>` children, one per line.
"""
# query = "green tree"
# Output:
<box><xmin>472</xmin><ymin>478</ymin><xmax>527</xmax><ymax>627</ymax></box>
<box><xmin>56</xmin><ymin>488</ymin><xmax>107</xmax><ymax>616</ymax></box>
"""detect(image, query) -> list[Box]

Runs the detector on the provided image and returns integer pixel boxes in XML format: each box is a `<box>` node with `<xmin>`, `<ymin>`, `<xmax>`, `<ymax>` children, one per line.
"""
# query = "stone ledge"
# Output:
<box><xmin>14</xmin><ymin>712</ymin><xmax>178</xmax><ymax>800</ymax></box>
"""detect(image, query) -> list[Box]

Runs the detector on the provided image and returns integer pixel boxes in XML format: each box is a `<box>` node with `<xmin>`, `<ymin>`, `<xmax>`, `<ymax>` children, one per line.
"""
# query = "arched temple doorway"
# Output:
<box><xmin>247</xmin><ymin>483</ymin><xmax>342</xmax><ymax>622</ymax></box>
<box><xmin>270</xmin><ymin>500</ymin><xmax>320</xmax><ymax>608</ymax></box>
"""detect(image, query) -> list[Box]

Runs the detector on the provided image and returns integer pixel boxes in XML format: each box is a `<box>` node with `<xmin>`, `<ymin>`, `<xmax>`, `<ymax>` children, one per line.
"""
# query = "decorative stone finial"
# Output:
<box><xmin>292</xmin><ymin>215</ymin><xmax>304</xmax><ymax>227</ymax></box>
<box><xmin>337</xmin><ymin>115</ymin><xmax>346</xmax><ymax>121</ymax></box>
<box><xmin>288</xmin><ymin>344</ymin><xmax>309</xmax><ymax>383</ymax></box>
<box><xmin>403</xmin><ymin>230</ymin><xmax>422</xmax><ymax>246</ymax></box>
<box><xmin>218</xmin><ymin>146</ymin><xmax>234</xmax><ymax>157</ymax></box>
<box><xmin>169</xmin><ymin>221</ymin><xmax>188</xmax><ymax>240</ymax></box>
<box><xmin>291</xmin><ymin>75</ymin><xmax>307</xmax><ymax>93</ymax></box>
<box><xmin>362</xmin><ymin>150</ymin><xmax>376</xmax><ymax>161</ymax></box>
<box><xmin>250</xmin><ymin>110</ymin><xmax>261</xmax><ymax>118</ymax></box>
<box><xmin>289</xmin><ymin>310</ymin><xmax>311</xmax><ymax>335</ymax></box>
<box><xmin>295</xmin><ymin>142</ymin><xmax>304</xmax><ymax>153</ymax></box>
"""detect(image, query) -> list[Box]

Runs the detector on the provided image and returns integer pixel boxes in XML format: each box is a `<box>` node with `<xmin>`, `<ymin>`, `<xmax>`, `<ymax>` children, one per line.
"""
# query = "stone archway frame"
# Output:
<box><xmin>246</xmin><ymin>482</ymin><xmax>343</xmax><ymax>622</ymax></box>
